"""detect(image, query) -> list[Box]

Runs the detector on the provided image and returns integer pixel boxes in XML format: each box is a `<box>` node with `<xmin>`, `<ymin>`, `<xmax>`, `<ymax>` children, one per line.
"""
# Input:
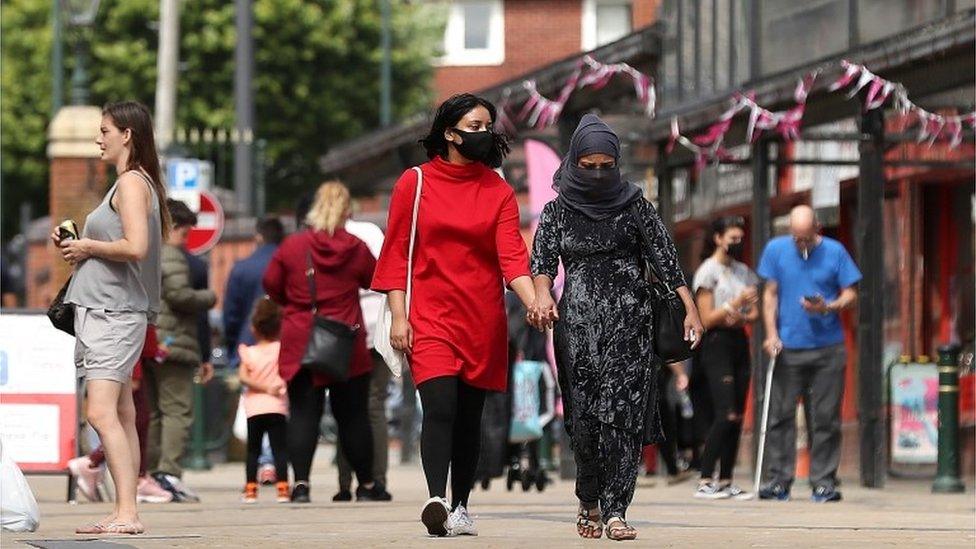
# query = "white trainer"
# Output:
<box><xmin>420</xmin><ymin>497</ymin><xmax>451</xmax><ymax>537</ymax></box>
<box><xmin>448</xmin><ymin>505</ymin><xmax>478</xmax><ymax>536</ymax></box>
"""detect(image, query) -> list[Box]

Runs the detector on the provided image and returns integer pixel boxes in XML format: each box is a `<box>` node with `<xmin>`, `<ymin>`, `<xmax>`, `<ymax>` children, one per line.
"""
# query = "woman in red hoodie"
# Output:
<box><xmin>373</xmin><ymin>94</ymin><xmax>536</xmax><ymax>537</ymax></box>
<box><xmin>263</xmin><ymin>181</ymin><xmax>386</xmax><ymax>503</ymax></box>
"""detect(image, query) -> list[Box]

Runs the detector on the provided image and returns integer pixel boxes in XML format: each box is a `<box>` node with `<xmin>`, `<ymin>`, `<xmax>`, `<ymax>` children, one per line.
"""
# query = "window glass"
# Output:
<box><xmin>596</xmin><ymin>2</ymin><xmax>633</xmax><ymax>46</ymax></box>
<box><xmin>463</xmin><ymin>1</ymin><xmax>492</xmax><ymax>50</ymax></box>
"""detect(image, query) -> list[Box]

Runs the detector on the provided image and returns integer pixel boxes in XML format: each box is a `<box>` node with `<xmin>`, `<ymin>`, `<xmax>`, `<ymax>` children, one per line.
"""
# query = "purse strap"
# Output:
<box><xmin>305</xmin><ymin>251</ymin><xmax>318</xmax><ymax>315</ymax></box>
<box><xmin>629</xmin><ymin>203</ymin><xmax>676</xmax><ymax>299</ymax></box>
<box><xmin>405</xmin><ymin>166</ymin><xmax>423</xmax><ymax>317</ymax></box>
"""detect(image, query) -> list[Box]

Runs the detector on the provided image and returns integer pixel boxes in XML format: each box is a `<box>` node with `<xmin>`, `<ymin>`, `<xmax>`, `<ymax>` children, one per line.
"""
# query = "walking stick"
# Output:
<box><xmin>753</xmin><ymin>354</ymin><xmax>778</xmax><ymax>496</ymax></box>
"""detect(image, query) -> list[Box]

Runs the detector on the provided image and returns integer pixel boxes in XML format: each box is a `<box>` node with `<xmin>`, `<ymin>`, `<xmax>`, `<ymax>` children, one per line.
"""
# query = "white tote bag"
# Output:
<box><xmin>374</xmin><ymin>166</ymin><xmax>423</xmax><ymax>377</ymax></box>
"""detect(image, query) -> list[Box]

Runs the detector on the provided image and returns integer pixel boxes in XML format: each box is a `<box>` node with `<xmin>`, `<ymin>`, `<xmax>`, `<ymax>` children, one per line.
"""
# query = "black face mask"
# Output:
<box><xmin>452</xmin><ymin>129</ymin><xmax>494</xmax><ymax>163</ymax></box>
<box><xmin>726</xmin><ymin>241</ymin><xmax>745</xmax><ymax>260</ymax></box>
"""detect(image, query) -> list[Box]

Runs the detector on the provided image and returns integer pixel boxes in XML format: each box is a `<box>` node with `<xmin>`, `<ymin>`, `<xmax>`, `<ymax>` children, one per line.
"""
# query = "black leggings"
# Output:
<box><xmin>246</xmin><ymin>413</ymin><xmax>288</xmax><ymax>483</ymax></box>
<box><xmin>418</xmin><ymin>376</ymin><xmax>486</xmax><ymax>509</ymax></box>
<box><xmin>287</xmin><ymin>369</ymin><xmax>374</xmax><ymax>485</ymax></box>
<box><xmin>698</xmin><ymin>328</ymin><xmax>751</xmax><ymax>480</ymax></box>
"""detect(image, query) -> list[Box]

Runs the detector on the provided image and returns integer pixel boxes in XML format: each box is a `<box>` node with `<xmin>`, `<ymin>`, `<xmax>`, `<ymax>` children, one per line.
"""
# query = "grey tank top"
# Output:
<box><xmin>65</xmin><ymin>171</ymin><xmax>162</xmax><ymax>318</ymax></box>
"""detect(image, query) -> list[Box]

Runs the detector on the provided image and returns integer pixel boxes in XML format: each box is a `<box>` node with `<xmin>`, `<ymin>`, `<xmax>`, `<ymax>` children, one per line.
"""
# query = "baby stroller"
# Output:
<box><xmin>506</xmin><ymin>359</ymin><xmax>556</xmax><ymax>492</ymax></box>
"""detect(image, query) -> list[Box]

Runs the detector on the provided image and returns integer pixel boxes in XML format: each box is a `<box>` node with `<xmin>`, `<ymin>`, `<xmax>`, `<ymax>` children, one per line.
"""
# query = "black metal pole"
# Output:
<box><xmin>380</xmin><ymin>0</ymin><xmax>392</xmax><ymax>127</ymax></box>
<box><xmin>750</xmin><ymin>138</ymin><xmax>771</xmax><ymax>477</ymax></box>
<box><xmin>856</xmin><ymin>103</ymin><xmax>886</xmax><ymax>488</ymax></box>
<box><xmin>933</xmin><ymin>344</ymin><xmax>964</xmax><ymax>493</ymax></box>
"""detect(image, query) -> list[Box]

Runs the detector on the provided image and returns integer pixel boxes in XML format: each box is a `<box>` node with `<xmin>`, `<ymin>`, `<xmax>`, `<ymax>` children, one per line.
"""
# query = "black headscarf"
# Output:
<box><xmin>553</xmin><ymin>114</ymin><xmax>642</xmax><ymax>220</ymax></box>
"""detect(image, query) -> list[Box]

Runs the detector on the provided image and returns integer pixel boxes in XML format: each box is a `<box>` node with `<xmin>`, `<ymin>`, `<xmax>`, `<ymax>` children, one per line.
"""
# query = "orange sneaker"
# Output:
<box><xmin>242</xmin><ymin>482</ymin><xmax>258</xmax><ymax>504</ymax></box>
<box><xmin>276</xmin><ymin>481</ymin><xmax>291</xmax><ymax>503</ymax></box>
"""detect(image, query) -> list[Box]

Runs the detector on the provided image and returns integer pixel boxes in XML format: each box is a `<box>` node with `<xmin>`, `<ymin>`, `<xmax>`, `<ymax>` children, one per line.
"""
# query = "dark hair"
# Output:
<box><xmin>256</xmin><ymin>216</ymin><xmax>285</xmax><ymax>245</ymax></box>
<box><xmin>294</xmin><ymin>192</ymin><xmax>314</xmax><ymax>230</ymax></box>
<box><xmin>251</xmin><ymin>297</ymin><xmax>281</xmax><ymax>340</ymax></box>
<box><xmin>701</xmin><ymin>216</ymin><xmax>746</xmax><ymax>260</ymax></box>
<box><xmin>166</xmin><ymin>198</ymin><xmax>198</xmax><ymax>229</ymax></box>
<box><xmin>419</xmin><ymin>93</ymin><xmax>510</xmax><ymax>168</ymax></box>
<box><xmin>102</xmin><ymin>101</ymin><xmax>171</xmax><ymax>238</ymax></box>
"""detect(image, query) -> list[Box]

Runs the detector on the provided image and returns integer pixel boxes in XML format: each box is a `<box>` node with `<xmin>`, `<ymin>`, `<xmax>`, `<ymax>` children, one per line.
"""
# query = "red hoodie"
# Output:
<box><xmin>263</xmin><ymin>227</ymin><xmax>376</xmax><ymax>386</ymax></box>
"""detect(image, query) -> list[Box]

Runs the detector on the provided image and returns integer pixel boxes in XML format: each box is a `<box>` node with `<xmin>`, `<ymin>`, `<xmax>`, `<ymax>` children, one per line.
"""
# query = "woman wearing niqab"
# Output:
<box><xmin>529</xmin><ymin>114</ymin><xmax>703</xmax><ymax>540</ymax></box>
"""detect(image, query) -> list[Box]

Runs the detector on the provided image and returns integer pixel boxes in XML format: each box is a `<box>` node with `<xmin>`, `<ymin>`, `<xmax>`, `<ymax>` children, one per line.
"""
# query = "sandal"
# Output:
<box><xmin>75</xmin><ymin>521</ymin><xmax>111</xmax><ymax>535</ymax></box>
<box><xmin>605</xmin><ymin>517</ymin><xmax>638</xmax><ymax>541</ymax></box>
<box><xmin>102</xmin><ymin>521</ymin><xmax>143</xmax><ymax>535</ymax></box>
<box><xmin>576</xmin><ymin>505</ymin><xmax>603</xmax><ymax>539</ymax></box>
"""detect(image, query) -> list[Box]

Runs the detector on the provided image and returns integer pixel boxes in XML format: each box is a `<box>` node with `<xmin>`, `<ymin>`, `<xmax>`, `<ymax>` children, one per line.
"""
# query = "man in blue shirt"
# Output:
<box><xmin>757</xmin><ymin>205</ymin><xmax>861</xmax><ymax>503</ymax></box>
<box><xmin>223</xmin><ymin>217</ymin><xmax>285</xmax><ymax>367</ymax></box>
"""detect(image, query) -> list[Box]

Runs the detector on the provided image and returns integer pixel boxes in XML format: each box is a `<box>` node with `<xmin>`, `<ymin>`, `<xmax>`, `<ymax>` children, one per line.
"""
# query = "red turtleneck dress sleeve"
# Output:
<box><xmin>373</xmin><ymin>157</ymin><xmax>530</xmax><ymax>391</ymax></box>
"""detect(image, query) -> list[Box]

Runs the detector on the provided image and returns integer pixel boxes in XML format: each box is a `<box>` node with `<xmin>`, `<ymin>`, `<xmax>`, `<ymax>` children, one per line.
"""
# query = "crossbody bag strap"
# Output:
<box><xmin>405</xmin><ymin>166</ymin><xmax>423</xmax><ymax>317</ymax></box>
<box><xmin>305</xmin><ymin>250</ymin><xmax>318</xmax><ymax>315</ymax></box>
<box><xmin>629</xmin><ymin>203</ymin><xmax>673</xmax><ymax>298</ymax></box>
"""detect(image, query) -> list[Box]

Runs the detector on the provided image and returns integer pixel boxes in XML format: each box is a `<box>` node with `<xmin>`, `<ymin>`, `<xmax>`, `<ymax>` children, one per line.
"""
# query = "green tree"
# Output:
<box><xmin>1</xmin><ymin>0</ymin><xmax>442</xmax><ymax>242</ymax></box>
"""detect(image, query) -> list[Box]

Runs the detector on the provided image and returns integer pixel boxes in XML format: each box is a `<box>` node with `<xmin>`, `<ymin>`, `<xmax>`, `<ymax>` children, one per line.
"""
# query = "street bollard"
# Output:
<box><xmin>185</xmin><ymin>375</ymin><xmax>212</xmax><ymax>471</ymax></box>
<box><xmin>932</xmin><ymin>344</ymin><xmax>964</xmax><ymax>493</ymax></box>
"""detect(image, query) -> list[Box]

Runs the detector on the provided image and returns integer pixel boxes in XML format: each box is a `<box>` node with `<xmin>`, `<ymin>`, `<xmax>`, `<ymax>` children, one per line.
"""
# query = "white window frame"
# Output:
<box><xmin>581</xmin><ymin>0</ymin><xmax>633</xmax><ymax>51</ymax></box>
<box><xmin>438</xmin><ymin>0</ymin><xmax>505</xmax><ymax>67</ymax></box>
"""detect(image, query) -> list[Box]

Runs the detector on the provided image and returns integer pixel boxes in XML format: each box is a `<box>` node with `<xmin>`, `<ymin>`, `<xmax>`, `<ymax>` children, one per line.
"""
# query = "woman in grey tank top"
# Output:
<box><xmin>51</xmin><ymin>101</ymin><xmax>169</xmax><ymax>535</ymax></box>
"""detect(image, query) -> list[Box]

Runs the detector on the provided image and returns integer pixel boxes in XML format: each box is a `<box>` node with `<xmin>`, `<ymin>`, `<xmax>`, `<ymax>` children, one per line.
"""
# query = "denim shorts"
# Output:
<box><xmin>73</xmin><ymin>306</ymin><xmax>147</xmax><ymax>383</ymax></box>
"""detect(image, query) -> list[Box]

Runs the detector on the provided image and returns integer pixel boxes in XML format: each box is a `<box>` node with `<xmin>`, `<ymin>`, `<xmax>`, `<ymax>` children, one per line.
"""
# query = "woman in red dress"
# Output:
<box><xmin>263</xmin><ymin>182</ymin><xmax>387</xmax><ymax>503</ymax></box>
<box><xmin>372</xmin><ymin>94</ymin><xmax>536</xmax><ymax>536</ymax></box>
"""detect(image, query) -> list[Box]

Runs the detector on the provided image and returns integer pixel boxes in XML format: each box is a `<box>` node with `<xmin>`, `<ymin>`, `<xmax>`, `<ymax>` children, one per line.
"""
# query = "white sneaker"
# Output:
<box><xmin>420</xmin><ymin>497</ymin><xmax>451</xmax><ymax>537</ymax></box>
<box><xmin>448</xmin><ymin>505</ymin><xmax>478</xmax><ymax>536</ymax></box>
<box><xmin>723</xmin><ymin>484</ymin><xmax>755</xmax><ymax>501</ymax></box>
<box><xmin>693</xmin><ymin>481</ymin><xmax>731</xmax><ymax>500</ymax></box>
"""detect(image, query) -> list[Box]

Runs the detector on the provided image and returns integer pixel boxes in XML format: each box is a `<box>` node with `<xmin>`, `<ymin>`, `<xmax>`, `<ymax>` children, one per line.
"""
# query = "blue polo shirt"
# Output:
<box><xmin>757</xmin><ymin>236</ymin><xmax>862</xmax><ymax>350</ymax></box>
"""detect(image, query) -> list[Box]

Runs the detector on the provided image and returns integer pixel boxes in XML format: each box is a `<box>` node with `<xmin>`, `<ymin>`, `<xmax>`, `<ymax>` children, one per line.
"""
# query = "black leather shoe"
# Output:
<box><xmin>290</xmin><ymin>482</ymin><xmax>310</xmax><ymax>503</ymax></box>
<box><xmin>332</xmin><ymin>489</ymin><xmax>352</xmax><ymax>502</ymax></box>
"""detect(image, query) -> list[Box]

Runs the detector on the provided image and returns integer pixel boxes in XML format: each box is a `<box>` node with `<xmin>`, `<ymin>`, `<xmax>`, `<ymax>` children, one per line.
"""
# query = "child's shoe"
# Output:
<box><xmin>242</xmin><ymin>482</ymin><xmax>258</xmax><ymax>504</ymax></box>
<box><xmin>276</xmin><ymin>481</ymin><xmax>291</xmax><ymax>503</ymax></box>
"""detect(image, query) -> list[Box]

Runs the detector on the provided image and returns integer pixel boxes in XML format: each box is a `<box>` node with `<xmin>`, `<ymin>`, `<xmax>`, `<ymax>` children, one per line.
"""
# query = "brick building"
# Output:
<box><xmin>434</xmin><ymin>0</ymin><xmax>657</xmax><ymax>101</ymax></box>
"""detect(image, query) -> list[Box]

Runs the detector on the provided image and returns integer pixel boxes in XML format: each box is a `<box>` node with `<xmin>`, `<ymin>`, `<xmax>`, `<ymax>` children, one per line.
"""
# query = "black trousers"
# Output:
<box><xmin>417</xmin><ymin>376</ymin><xmax>486</xmax><ymax>509</ymax></box>
<box><xmin>698</xmin><ymin>328</ymin><xmax>751</xmax><ymax>481</ymax></box>
<box><xmin>287</xmin><ymin>369</ymin><xmax>374</xmax><ymax>485</ymax></box>
<box><xmin>572</xmin><ymin>413</ymin><xmax>642</xmax><ymax>522</ymax></box>
<box><xmin>657</xmin><ymin>366</ymin><xmax>680</xmax><ymax>477</ymax></box>
<box><xmin>246</xmin><ymin>413</ymin><xmax>288</xmax><ymax>483</ymax></box>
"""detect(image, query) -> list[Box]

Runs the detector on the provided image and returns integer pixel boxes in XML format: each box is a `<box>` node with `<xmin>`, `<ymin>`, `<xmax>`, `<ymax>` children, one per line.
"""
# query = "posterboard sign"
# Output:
<box><xmin>889</xmin><ymin>362</ymin><xmax>938</xmax><ymax>464</ymax></box>
<box><xmin>0</xmin><ymin>312</ymin><xmax>77</xmax><ymax>472</ymax></box>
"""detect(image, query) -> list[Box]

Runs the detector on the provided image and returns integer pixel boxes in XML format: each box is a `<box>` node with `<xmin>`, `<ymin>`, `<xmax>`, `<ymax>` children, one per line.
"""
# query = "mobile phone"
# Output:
<box><xmin>803</xmin><ymin>295</ymin><xmax>823</xmax><ymax>304</ymax></box>
<box><xmin>57</xmin><ymin>219</ymin><xmax>78</xmax><ymax>241</ymax></box>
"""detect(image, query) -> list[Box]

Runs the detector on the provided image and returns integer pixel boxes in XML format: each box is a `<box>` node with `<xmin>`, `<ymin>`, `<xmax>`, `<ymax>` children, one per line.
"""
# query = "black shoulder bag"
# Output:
<box><xmin>299</xmin><ymin>251</ymin><xmax>360</xmax><ymax>381</ymax></box>
<box><xmin>629</xmin><ymin>203</ymin><xmax>691</xmax><ymax>365</ymax></box>
<box><xmin>47</xmin><ymin>277</ymin><xmax>75</xmax><ymax>336</ymax></box>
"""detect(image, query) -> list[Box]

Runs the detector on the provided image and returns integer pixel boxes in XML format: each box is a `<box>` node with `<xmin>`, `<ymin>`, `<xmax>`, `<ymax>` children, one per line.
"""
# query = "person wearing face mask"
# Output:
<box><xmin>690</xmin><ymin>216</ymin><xmax>759</xmax><ymax>500</ymax></box>
<box><xmin>756</xmin><ymin>205</ymin><xmax>861</xmax><ymax>503</ymax></box>
<box><xmin>372</xmin><ymin>93</ymin><xmax>536</xmax><ymax>537</ymax></box>
<box><xmin>529</xmin><ymin>114</ymin><xmax>703</xmax><ymax>541</ymax></box>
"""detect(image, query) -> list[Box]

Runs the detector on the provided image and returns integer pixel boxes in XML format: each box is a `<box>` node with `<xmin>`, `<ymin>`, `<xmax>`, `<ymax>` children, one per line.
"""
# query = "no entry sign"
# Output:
<box><xmin>185</xmin><ymin>190</ymin><xmax>224</xmax><ymax>255</ymax></box>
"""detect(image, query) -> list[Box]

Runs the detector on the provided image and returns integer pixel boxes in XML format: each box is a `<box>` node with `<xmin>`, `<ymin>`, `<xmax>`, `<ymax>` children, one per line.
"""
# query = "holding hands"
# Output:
<box><xmin>527</xmin><ymin>291</ymin><xmax>559</xmax><ymax>331</ymax></box>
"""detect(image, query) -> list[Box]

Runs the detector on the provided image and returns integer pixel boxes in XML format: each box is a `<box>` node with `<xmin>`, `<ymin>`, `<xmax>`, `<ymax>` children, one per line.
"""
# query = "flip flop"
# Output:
<box><xmin>75</xmin><ymin>522</ymin><xmax>110</xmax><ymax>535</ymax></box>
<box><xmin>102</xmin><ymin>521</ymin><xmax>143</xmax><ymax>535</ymax></box>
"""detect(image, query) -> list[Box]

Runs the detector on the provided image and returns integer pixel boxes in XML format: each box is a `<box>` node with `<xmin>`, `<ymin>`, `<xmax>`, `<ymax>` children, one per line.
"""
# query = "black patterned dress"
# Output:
<box><xmin>531</xmin><ymin>197</ymin><xmax>686</xmax><ymax>520</ymax></box>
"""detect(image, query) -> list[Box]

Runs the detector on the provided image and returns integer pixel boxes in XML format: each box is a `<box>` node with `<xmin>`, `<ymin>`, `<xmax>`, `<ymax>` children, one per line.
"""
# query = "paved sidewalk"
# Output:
<box><xmin>6</xmin><ymin>445</ymin><xmax>975</xmax><ymax>548</ymax></box>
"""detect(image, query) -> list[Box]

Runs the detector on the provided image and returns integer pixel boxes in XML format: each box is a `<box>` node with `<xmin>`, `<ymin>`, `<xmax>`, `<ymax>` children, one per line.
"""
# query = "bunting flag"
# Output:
<box><xmin>667</xmin><ymin>59</ymin><xmax>974</xmax><ymax>167</ymax></box>
<box><xmin>515</xmin><ymin>57</ymin><xmax>655</xmax><ymax>131</ymax></box>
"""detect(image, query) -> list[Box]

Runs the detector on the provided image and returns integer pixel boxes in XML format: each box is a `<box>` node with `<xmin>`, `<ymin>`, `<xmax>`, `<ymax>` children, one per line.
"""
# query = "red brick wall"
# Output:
<box><xmin>38</xmin><ymin>157</ymin><xmax>111</xmax><ymax>306</ymax></box>
<box><xmin>434</xmin><ymin>0</ymin><xmax>660</xmax><ymax>102</ymax></box>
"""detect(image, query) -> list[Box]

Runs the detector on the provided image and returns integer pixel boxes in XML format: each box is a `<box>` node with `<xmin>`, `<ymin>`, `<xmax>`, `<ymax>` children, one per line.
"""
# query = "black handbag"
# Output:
<box><xmin>299</xmin><ymin>252</ymin><xmax>359</xmax><ymax>381</ymax></box>
<box><xmin>630</xmin><ymin>204</ymin><xmax>691</xmax><ymax>365</ymax></box>
<box><xmin>47</xmin><ymin>277</ymin><xmax>76</xmax><ymax>336</ymax></box>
